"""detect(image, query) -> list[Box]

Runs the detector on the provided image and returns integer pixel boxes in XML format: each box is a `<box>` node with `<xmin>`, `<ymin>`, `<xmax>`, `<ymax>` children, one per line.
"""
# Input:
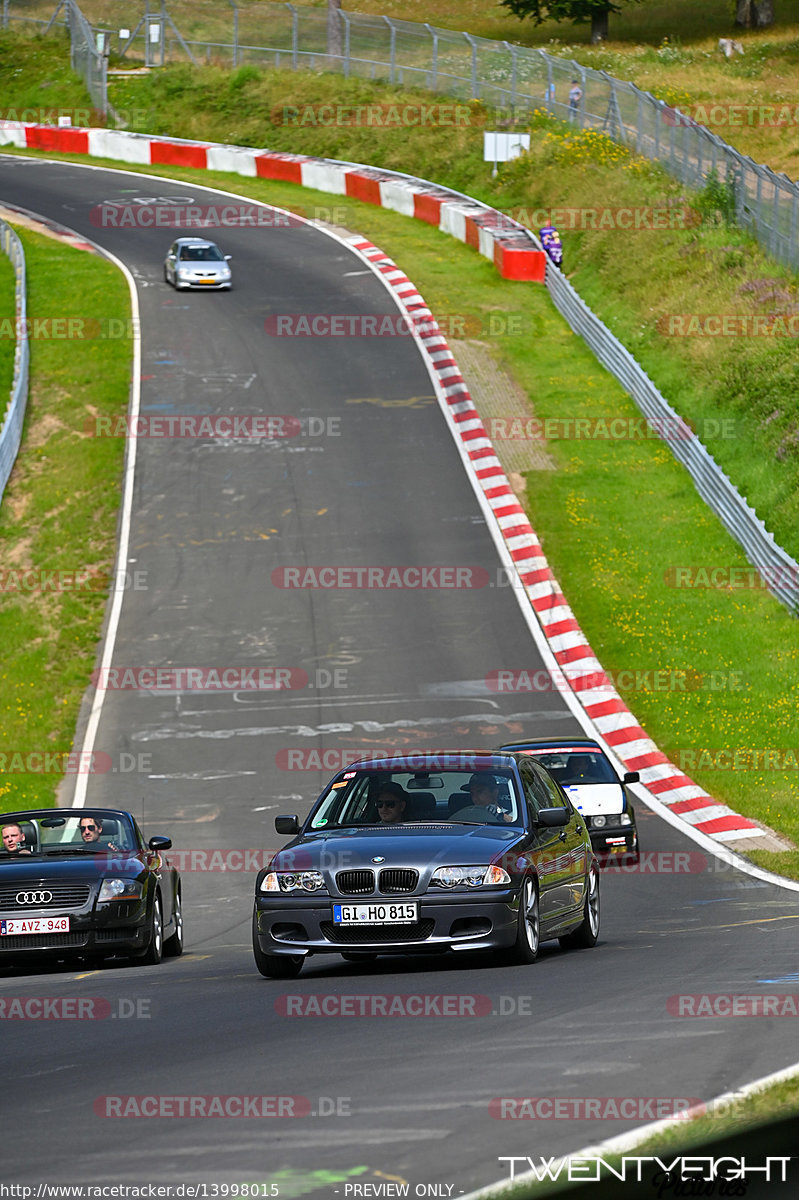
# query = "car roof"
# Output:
<box><xmin>498</xmin><ymin>738</ymin><xmax>606</xmax><ymax>754</ymax></box>
<box><xmin>343</xmin><ymin>751</ymin><xmax>518</xmax><ymax>771</ymax></box>
<box><xmin>175</xmin><ymin>237</ymin><xmax>218</xmax><ymax>246</ymax></box>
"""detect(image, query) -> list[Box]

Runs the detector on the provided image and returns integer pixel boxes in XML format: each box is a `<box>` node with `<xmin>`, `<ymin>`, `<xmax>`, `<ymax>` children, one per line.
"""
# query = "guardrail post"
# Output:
<box><xmin>464</xmin><ymin>32</ymin><xmax>478</xmax><ymax>100</ymax></box>
<box><xmin>341</xmin><ymin>10</ymin><xmax>350</xmax><ymax>76</ymax></box>
<box><xmin>425</xmin><ymin>23</ymin><xmax>438</xmax><ymax>90</ymax></box>
<box><xmin>384</xmin><ymin>17</ymin><xmax>396</xmax><ymax>84</ymax></box>
<box><xmin>285</xmin><ymin>3</ymin><xmax>298</xmax><ymax>71</ymax></box>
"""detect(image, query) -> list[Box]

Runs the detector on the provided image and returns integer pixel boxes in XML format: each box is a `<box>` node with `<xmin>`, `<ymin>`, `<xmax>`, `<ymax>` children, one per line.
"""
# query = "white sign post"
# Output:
<box><xmin>483</xmin><ymin>131</ymin><xmax>530</xmax><ymax>178</ymax></box>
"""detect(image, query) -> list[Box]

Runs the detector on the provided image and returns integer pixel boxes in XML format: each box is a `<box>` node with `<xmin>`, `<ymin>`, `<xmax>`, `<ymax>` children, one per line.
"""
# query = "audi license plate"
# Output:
<box><xmin>333</xmin><ymin>903</ymin><xmax>417</xmax><ymax>925</ymax></box>
<box><xmin>1</xmin><ymin>917</ymin><xmax>70</xmax><ymax>935</ymax></box>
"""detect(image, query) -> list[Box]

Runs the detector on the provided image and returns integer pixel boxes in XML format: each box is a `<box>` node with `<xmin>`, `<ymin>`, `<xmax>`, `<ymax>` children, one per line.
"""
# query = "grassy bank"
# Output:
<box><xmin>0</xmin><ymin>227</ymin><xmax>131</xmax><ymax>811</ymax></box>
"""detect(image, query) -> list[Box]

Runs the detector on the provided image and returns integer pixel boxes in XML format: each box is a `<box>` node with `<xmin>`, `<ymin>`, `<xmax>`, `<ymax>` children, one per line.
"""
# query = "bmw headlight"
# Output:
<box><xmin>260</xmin><ymin>871</ymin><xmax>326</xmax><ymax>893</ymax></box>
<box><xmin>98</xmin><ymin>878</ymin><xmax>143</xmax><ymax>902</ymax></box>
<box><xmin>430</xmin><ymin>865</ymin><xmax>511</xmax><ymax>889</ymax></box>
<box><xmin>592</xmin><ymin>814</ymin><xmax>631</xmax><ymax>829</ymax></box>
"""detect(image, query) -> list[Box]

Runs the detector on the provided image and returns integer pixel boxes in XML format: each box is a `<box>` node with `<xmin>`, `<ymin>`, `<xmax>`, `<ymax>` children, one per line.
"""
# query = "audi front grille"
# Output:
<box><xmin>0</xmin><ymin>884</ymin><xmax>92</xmax><ymax>911</ymax></box>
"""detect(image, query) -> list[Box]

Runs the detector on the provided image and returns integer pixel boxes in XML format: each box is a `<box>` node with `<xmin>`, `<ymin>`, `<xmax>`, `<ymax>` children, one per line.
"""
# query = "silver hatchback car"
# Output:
<box><xmin>164</xmin><ymin>237</ymin><xmax>232</xmax><ymax>290</ymax></box>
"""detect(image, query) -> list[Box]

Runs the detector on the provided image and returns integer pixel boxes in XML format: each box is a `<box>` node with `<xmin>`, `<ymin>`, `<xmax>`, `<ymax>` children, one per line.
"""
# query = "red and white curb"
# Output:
<box><xmin>1</xmin><ymin>123</ymin><xmax>767</xmax><ymax>847</ymax></box>
<box><xmin>346</xmin><ymin>232</ymin><xmax>763</xmax><ymax>847</ymax></box>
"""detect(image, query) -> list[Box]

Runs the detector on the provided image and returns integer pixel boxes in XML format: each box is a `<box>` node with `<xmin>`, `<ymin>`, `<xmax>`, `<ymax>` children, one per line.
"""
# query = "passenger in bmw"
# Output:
<box><xmin>1</xmin><ymin>823</ymin><xmax>31</xmax><ymax>855</ymax></box>
<box><xmin>376</xmin><ymin>782</ymin><xmax>408</xmax><ymax>824</ymax></box>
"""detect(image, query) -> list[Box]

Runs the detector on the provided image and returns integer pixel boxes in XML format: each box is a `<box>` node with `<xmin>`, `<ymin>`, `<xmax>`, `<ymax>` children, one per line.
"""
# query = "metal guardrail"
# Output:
<box><xmin>0</xmin><ymin>219</ymin><xmax>29</xmax><ymax>509</ymax></box>
<box><xmin>545</xmin><ymin>259</ymin><xmax>799</xmax><ymax>613</ymax></box>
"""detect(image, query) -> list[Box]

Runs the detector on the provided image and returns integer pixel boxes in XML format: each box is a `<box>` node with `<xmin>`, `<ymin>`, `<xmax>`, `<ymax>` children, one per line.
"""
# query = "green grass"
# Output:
<box><xmin>0</xmin><ymin>245</ymin><xmax>16</xmax><ymax>423</ymax></box>
<box><xmin>0</xmin><ymin>228</ymin><xmax>131</xmax><ymax>812</ymax></box>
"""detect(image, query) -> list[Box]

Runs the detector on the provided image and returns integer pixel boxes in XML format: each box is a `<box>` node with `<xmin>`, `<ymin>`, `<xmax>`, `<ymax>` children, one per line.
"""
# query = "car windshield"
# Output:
<box><xmin>525</xmin><ymin>749</ymin><xmax>618</xmax><ymax>786</ymax></box>
<box><xmin>180</xmin><ymin>245</ymin><xmax>223</xmax><ymax>261</ymax></box>
<box><xmin>0</xmin><ymin>813</ymin><xmax>137</xmax><ymax>858</ymax></box>
<box><xmin>308</xmin><ymin>769</ymin><xmax>523</xmax><ymax>830</ymax></box>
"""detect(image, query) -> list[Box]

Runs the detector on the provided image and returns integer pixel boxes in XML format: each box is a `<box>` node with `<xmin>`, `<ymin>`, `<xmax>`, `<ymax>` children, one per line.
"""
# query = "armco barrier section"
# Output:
<box><xmin>3</xmin><ymin>120</ymin><xmax>795</xmax><ymax>614</ymax></box>
<box><xmin>0</xmin><ymin>219</ymin><xmax>29</xmax><ymax>509</ymax></box>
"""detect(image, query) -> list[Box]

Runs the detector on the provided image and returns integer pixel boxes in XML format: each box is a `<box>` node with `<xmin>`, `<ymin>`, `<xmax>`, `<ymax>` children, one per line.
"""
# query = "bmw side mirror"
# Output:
<box><xmin>275</xmin><ymin>815</ymin><xmax>300</xmax><ymax>835</ymax></box>
<box><xmin>623</xmin><ymin>771</ymin><xmax>640</xmax><ymax>784</ymax></box>
<box><xmin>149</xmin><ymin>835</ymin><xmax>172</xmax><ymax>850</ymax></box>
<box><xmin>537</xmin><ymin>807</ymin><xmax>569</xmax><ymax>827</ymax></box>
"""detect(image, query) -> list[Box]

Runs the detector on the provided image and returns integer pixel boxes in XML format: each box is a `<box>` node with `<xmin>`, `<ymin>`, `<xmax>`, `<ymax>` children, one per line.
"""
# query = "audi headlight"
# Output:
<box><xmin>98</xmin><ymin>878</ymin><xmax>143</xmax><ymax>902</ymax></box>
<box><xmin>430</xmin><ymin>865</ymin><xmax>511</xmax><ymax>889</ymax></box>
<box><xmin>260</xmin><ymin>871</ymin><xmax>326</xmax><ymax>893</ymax></box>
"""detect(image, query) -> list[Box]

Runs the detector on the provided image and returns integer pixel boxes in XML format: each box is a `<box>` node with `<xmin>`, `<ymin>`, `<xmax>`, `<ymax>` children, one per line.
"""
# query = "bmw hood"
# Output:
<box><xmin>273</xmin><ymin>825</ymin><xmax>523</xmax><ymax>871</ymax></box>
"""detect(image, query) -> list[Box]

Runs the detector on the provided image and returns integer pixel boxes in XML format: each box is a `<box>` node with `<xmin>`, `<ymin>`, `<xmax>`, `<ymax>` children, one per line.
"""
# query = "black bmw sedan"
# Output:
<box><xmin>253</xmin><ymin>751</ymin><xmax>599</xmax><ymax>978</ymax></box>
<box><xmin>0</xmin><ymin>808</ymin><xmax>182</xmax><ymax>968</ymax></box>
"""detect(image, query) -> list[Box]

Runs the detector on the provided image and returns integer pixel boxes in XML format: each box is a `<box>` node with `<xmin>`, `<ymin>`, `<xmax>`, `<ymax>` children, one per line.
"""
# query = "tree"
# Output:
<box><xmin>735</xmin><ymin>0</ymin><xmax>774</xmax><ymax>28</ymax></box>
<box><xmin>499</xmin><ymin>0</ymin><xmax>630</xmax><ymax>44</ymax></box>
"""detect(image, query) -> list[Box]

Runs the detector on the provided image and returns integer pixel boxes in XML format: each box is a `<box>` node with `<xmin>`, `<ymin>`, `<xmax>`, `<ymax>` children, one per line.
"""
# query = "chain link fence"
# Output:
<box><xmin>0</xmin><ymin>219</ymin><xmax>29</xmax><ymax>509</ymax></box>
<box><xmin>5</xmin><ymin>1</ymin><xmax>799</xmax><ymax>269</ymax></box>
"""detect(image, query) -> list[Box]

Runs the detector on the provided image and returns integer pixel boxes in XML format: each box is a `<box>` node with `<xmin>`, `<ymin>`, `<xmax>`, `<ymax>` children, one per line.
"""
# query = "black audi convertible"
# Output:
<box><xmin>253</xmin><ymin>751</ymin><xmax>599</xmax><ymax>977</ymax></box>
<box><xmin>0</xmin><ymin>808</ymin><xmax>182</xmax><ymax>969</ymax></box>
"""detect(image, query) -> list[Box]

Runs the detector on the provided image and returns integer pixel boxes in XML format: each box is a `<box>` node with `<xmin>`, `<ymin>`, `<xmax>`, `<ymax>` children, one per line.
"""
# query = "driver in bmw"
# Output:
<box><xmin>2</xmin><ymin>823</ymin><xmax>31</xmax><ymax>855</ymax></box>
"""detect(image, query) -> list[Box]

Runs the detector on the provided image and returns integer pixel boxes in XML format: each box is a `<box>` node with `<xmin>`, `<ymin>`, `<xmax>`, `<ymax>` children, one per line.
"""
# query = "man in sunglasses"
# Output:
<box><xmin>375</xmin><ymin>782</ymin><xmax>407</xmax><ymax>825</ymax></box>
<box><xmin>79</xmin><ymin>817</ymin><xmax>120</xmax><ymax>852</ymax></box>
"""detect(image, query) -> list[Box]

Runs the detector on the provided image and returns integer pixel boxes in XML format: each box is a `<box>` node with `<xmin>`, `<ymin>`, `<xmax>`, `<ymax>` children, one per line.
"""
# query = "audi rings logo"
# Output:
<box><xmin>16</xmin><ymin>891</ymin><xmax>52</xmax><ymax>906</ymax></box>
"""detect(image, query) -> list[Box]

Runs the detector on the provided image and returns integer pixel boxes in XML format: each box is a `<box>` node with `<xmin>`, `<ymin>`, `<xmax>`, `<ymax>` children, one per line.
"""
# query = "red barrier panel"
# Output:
<box><xmin>494</xmin><ymin>242</ymin><xmax>547</xmax><ymax>281</ymax></box>
<box><xmin>464</xmin><ymin>217</ymin><xmax>480</xmax><ymax>251</ymax></box>
<box><xmin>255</xmin><ymin>154</ymin><xmax>304</xmax><ymax>184</ymax></box>
<box><xmin>345</xmin><ymin>173</ymin><xmax>382</xmax><ymax>206</ymax></box>
<box><xmin>25</xmin><ymin>127</ymin><xmax>89</xmax><ymax>154</ymax></box>
<box><xmin>413</xmin><ymin>193</ymin><xmax>443</xmax><ymax>226</ymax></box>
<box><xmin>150</xmin><ymin>142</ymin><xmax>208</xmax><ymax>169</ymax></box>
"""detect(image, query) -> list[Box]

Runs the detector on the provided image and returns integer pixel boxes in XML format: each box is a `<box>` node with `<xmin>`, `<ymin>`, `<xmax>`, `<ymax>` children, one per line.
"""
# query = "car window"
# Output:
<box><xmin>308</xmin><ymin>770</ymin><xmax>522</xmax><ymax>830</ymax></box>
<box><xmin>519</xmin><ymin>763</ymin><xmax>549</xmax><ymax>817</ymax></box>
<box><xmin>530</xmin><ymin>761</ymin><xmax>569</xmax><ymax>809</ymax></box>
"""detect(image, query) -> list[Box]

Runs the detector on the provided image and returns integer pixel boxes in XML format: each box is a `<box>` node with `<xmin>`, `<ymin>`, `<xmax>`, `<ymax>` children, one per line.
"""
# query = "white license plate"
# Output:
<box><xmin>333</xmin><ymin>903</ymin><xmax>417</xmax><ymax>925</ymax></box>
<box><xmin>1</xmin><ymin>916</ymin><xmax>70</xmax><ymax>935</ymax></box>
